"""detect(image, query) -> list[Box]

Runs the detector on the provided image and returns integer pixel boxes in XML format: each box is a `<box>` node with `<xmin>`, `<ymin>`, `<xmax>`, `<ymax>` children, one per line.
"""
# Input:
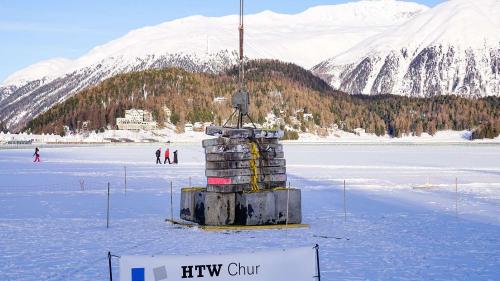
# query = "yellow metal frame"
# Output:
<box><xmin>249</xmin><ymin>141</ymin><xmax>260</xmax><ymax>192</ymax></box>
<box><xmin>166</xmin><ymin>219</ymin><xmax>309</xmax><ymax>232</ymax></box>
<box><xmin>181</xmin><ymin>187</ymin><xmax>206</xmax><ymax>192</ymax></box>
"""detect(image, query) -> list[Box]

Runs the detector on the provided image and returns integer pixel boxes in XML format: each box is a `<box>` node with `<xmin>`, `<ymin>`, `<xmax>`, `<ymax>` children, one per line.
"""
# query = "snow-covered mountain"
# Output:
<box><xmin>313</xmin><ymin>0</ymin><xmax>500</xmax><ymax>97</ymax></box>
<box><xmin>0</xmin><ymin>0</ymin><xmax>427</xmax><ymax>132</ymax></box>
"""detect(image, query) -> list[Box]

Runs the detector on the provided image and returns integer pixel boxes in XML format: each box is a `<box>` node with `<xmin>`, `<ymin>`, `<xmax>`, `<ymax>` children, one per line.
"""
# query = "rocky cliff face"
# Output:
<box><xmin>313</xmin><ymin>0</ymin><xmax>500</xmax><ymax>98</ymax></box>
<box><xmin>316</xmin><ymin>46</ymin><xmax>500</xmax><ymax>97</ymax></box>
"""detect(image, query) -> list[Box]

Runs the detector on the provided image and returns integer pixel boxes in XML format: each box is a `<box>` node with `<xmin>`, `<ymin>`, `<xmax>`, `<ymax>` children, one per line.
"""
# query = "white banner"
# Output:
<box><xmin>119</xmin><ymin>246</ymin><xmax>318</xmax><ymax>281</ymax></box>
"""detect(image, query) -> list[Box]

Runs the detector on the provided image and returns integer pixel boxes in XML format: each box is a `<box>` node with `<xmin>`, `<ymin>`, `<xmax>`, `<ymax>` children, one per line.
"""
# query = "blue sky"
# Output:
<box><xmin>0</xmin><ymin>0</ymin><xmax>444</xmax><ymax>82</ymax></box>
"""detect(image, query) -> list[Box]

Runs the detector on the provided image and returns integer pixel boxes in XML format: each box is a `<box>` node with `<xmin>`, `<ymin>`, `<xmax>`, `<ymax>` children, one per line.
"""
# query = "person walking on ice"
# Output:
<box><xmin>173</xmin><ymin>149</ymin><xmax>178</xmax><ymax>164</ymax></box>
<box><xmin>33</xmin><ymin>147</ymin><xmax>41</xmax><ymax>162</ymax></box>
<box><xmin>164</xmin><ymin>147</ymin><xmax>171</xmax><ymax>164</ymax></box>
<box><xmin>155</xmin><ymin>148</ymin><xmax>161</xmax><ymax>164</ymax></box>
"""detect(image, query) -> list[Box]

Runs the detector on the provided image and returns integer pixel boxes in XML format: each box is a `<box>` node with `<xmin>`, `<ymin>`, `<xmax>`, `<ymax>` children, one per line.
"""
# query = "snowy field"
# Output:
<box><xmin>0</xmin><ymin>144</ymin><xmax>499</xmax><ymax>280</ymax></box>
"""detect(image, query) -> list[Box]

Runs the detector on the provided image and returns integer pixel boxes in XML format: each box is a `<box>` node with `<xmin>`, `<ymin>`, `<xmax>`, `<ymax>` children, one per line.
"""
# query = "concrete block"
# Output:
<box><xmin>273</xmin><ymin>188</ymin><xmax>302</xmax><ymax>224</ymax></box>
<box><xmin>204</xmin><ymin>127</ymin><xmax>283</xmax><ymax>139</ymax></box>
<box><xmin>253</xmin><ymin>129</ymin><xmax>283</xmax><ymax>139</ymax></box>
<box><xmin>206</xmin><ymin>184</ymin><xmax>248</xmax><ymax>193</ymax></box>
<box><xmin>205</xmin><ymin>144</ymin><xmax>250</xmax><ymax>154</ymax></box>
<box><xmin>180</xmin><ymin>187</ymin><xmax>205</xmax><ymax>222</ymax></box>
<box><xmin>204</xmin><ymin>143</ymin><xmax>283</xmax><ymax>154</ymax></box>
<box><xmin>205</xmin><ymin>127</ymin><xmax>251</xmax><ymax>138</ymax></box>
<box><xmin>260</xmin><ymin>181</ymin><xmax>287</xmax><ymax>189</ymax></box>
<box><xmin>194</xmin><ymin>191</ymin><xmax>206</xmax><ymax>224</ymax></box>
<box><xmin>235</xmin><ymin>191</ymin><xmax>276</xmax><ymax>225</ymax></box>
<box><xmin>203</xmin><ymin>192</ymin><xmax>236</xmax><ymax>226</ymax></box>
<box><xmin>203</xmin><ymin>137</ymin><xmax>246</xmax><ymax>147</ymax></box>
<box><xmin>202</xmin><ymin>137</ymin><xmax>279</xmax><ymax>148</ymax></box>
<box><xmin>205</xmin><ymin>159</ymin><xmax>286</xmax><ymax>170</ymax></box>
<box><xmin>205</xmin><ymin>167</ymin><xmax>286</xmax><ymax>177</ymax></box>
<box><xmin>205</xmin><ymin>151</ymin><xmax>284</xmax><ymax>162</ymax></box>
<box><xmin>207</xmin><ymin>181</ymin><xmax>286</xmax><ymax>193</ymax></box>
<box><xmin>206</xmin><ymin>174</ymin><xmax>287</xmax><ymax>185</ymax></box>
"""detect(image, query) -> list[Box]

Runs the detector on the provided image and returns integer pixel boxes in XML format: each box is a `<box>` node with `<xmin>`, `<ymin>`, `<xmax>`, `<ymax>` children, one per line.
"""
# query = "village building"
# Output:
<box><xmin>163</xmin><ymin>106</ymin><xmax>172</xmax><ymax>123</ymax></box>
<box><xmin>116</xmin><ymin>109</ymin><xmax>157</xmax><ymax>131</ymax></box>
<box><xmin>193</xmin><ymin>122</ymin><xmax>214</xmax><ymax>132</ymax></box>
<box><xmin>213</xmin><ymin>96</ymin><xmax>227</xmax><ymax>104</ymax></box>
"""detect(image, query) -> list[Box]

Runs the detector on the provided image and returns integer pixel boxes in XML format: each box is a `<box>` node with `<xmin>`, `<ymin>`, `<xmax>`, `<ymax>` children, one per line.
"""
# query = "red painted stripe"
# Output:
<box><xmin>207</xmin><ymin>177</ymin><xmax>232</xmax><ymax>185</ymax></box>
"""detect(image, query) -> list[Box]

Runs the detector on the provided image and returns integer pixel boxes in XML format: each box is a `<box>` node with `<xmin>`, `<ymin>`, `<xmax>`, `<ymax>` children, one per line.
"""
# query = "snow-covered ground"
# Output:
<box><xmin>1</xmin><ymin>129</ymin><xmax>499</xmax><ymax>145</ymax></box>
<box><xmin>0</xmin><ymin>144</ymin><xmax>499</xmax><ymax>280</ymax></box>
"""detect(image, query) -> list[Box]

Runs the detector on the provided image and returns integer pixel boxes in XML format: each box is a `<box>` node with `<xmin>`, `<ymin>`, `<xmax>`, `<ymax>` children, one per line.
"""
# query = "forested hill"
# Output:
<box><xmin>24</xmin><ymin>60</ymin><xmax>500</xmax><ymax>139</ymax></box>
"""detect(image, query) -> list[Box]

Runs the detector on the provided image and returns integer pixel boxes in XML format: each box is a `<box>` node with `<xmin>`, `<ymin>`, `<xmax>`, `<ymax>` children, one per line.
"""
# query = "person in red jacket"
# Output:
<box><xmin>164</xmin><ymin>147</ymin><xmax>171</xmax><ymax>164</ymax></box>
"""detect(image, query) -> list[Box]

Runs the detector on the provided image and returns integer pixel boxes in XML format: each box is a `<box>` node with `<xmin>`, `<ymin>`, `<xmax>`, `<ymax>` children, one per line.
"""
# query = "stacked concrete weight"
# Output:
<box><xmin>203</xmin><ymin>136</ymin><xmax>286</xmax><ymax>193</ymax></box>
<box><xmin>180</xmin><ymin>127</ymin><xmax>301</xmax><ymax>226</ymax></box>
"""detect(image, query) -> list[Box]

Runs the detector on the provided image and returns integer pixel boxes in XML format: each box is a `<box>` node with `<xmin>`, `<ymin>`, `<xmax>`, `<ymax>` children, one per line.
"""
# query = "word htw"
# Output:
<box><xmin>181</xmin><ymin>264</ymin><xmax>223</xmax><ymax>278</ymax></box>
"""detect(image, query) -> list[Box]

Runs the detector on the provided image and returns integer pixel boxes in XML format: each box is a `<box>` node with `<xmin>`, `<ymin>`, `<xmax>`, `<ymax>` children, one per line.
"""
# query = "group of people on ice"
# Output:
<box><xmin>32</xmin><ymin>146</ymin><xmax>180</xmax><ymax>165</ymax></box>
<box><xmin>155</xmin><ymin>147</ymin><xmax>178</xmax><ymax>165</ymax></box>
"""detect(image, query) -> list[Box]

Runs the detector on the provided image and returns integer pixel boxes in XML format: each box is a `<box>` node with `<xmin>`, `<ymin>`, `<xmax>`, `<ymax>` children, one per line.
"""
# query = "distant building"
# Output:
<box><xmin>184</xmin><ymin>122</ymin><xmax>194</xmax><ymax>132</ymax></box>
<box><xmin>163</xmin><ymin>106</ymin><xmax>172</xmax><ymax>123</ymax></box>
<box><xmin>193</xmin><ymin>122</ymin><xmax>213</xmax><ymax>132</ymax></box>
<box><xmin>193</xmin><ymin>122</ymin><xmax>204</xmax><ymax>132</ymax></box>
<box><xmin>303</xmin><ymin>113</ymin><xmax>314</xmax><ymax>121</ymax></box>
<box><xmin>116</xmin><ymin>109</ymin><xmax>157</xmax><ymax>131</ymax></box>
<box><xmin>354</xmin><ymin>128</ymin><xmax>366</xmax><ymax>136</ymax></box>
<box><xmin>213</xmin><ymin>96</ymin><xmax>227</xmax><ymax>104</ymax></box>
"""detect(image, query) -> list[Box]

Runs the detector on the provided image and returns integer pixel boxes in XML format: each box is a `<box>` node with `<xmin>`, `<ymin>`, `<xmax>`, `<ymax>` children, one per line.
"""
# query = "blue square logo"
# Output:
<box><xmin>132</xmin><ymin>268</ymin><xmax>145</xmax><ymax>281</ymax></box>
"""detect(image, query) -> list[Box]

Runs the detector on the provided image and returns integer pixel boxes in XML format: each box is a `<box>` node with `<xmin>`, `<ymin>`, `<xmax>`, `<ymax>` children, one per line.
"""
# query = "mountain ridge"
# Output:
<box><xmin>0</xmin><ymin>1</ymin><xmax>428</xmax><ymax>132</ymax></box>
<box><xmin>313</xmin><ymin>0</ymin><xmax>500</xmax><ymax>97</ymax></box>
<box><xmin>2</xmin><ymin>0</ymin><xmax>427</xmax><ymax>87</ymax></box>
<box><xmin>23</xmin><ymin>60</ymin><xmax>500</xmax><ymax>140</ymax></box>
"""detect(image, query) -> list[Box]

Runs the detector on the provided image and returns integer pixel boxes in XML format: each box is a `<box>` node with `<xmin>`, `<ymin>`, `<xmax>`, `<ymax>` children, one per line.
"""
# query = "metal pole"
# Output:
<box><xmin>124</xmin><ymin>166</ymin><xmax>127</xmax><ymax>195</ymax></box>
<box><xmin>189</xmin><ymin>177</ymin><xmax>191</xmax><ymax>188</ymax></box>
<box><xmin>107</xmin><ymin>182</ymin><xmax>110</xmax><ymax>228</ymax></box>
<box><xmin>455</xmin><ymin>177</ymin><xmax>458</xmax><ymax>217</ymax></box>
<box><xmin>108</xmin><ymin>251</ymin><xmax>113</xmax><ymax>281</ymax></box>
<box><xmin>239</xmin><ymin>0</ymin><xmax>245</xmax><ymax>89</ymax></box>
<box><xmin>314</xmin><ymin>244</ymin><xmax>321</xmax><ymax>281</ymax></box>
<box><xmin>286</xmin><ymin>183</ymin><xmax>290</xmax><ymax>236</ymax></box>
<box><xmin>343</xmin><ymin>180</ymin><xmax>346</xmax><ymax>223</ymax></box>
<box><xmin>170</xmin><ymin>181</ymin><xmax>173</xmax><ymax>221</ymax></box>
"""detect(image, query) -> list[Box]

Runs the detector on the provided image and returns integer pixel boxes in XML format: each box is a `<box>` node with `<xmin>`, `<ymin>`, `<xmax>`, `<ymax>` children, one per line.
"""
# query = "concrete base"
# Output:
<box><xmin>200</xmin><ymin>192</ymin><xmax>236</xmax><ymax>226</ymax></box>
<box><xmin>180</xmin><ymin>188</ymin><xmax>302</xmax><ymax>226</ymax></box>
<box><xmin>274</xmin><ymin>188</ymin><xmax>302</xmax><ymax>224</ymax></box>
<box><xmin>194</xmin><ymin>190</ymin><xmax>206</xmax><ymax>224</ymax></box>
<box><xmin>235</xmin><ymin>191</ymin><xmax>276</xmax><ymax>225</ymax></box>
<box><xmin>180</xmin><ymin>187</ymin><xmax>205</xmax><ymax>222</ymax></box>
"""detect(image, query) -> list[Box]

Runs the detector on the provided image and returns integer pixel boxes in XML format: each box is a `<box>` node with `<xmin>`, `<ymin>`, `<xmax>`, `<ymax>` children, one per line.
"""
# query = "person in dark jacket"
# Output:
<box><xmin>173</xmin><ymin>150</ymin><xmax>178</xmax><ymax>164</ymax></box>
<box><xmin>155</xmin><ymin>148</ymin><xmax>161</xmax><ymax>164</ymax></box>
<box><xmin>164</xmin><ymin>147</ymin><xmax>171</xmax><ymax>164</ymax></box>
<box><xmin>33</xmin><ymin>147</ymin><xmax>41</xmax><ymax>162</ymax></box>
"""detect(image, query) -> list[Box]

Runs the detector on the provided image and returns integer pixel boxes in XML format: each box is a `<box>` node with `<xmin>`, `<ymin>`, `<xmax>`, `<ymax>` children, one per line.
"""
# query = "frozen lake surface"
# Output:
<box><xmin>0</xmin><ymin>144</ymin><xmax>499</xmax><ymax>280</ymax></box>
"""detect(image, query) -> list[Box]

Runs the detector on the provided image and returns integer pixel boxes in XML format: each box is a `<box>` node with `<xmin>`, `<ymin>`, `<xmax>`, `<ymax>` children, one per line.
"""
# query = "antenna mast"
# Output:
<box><xmin>239</xmin><ymin>0</ymin><xmax>245</xmax><ymax>89</ymax></box>
<box><xmin>224</xmin><ymin>0</ymin><xmax>251</xmax><ymax>129</ymax></box>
